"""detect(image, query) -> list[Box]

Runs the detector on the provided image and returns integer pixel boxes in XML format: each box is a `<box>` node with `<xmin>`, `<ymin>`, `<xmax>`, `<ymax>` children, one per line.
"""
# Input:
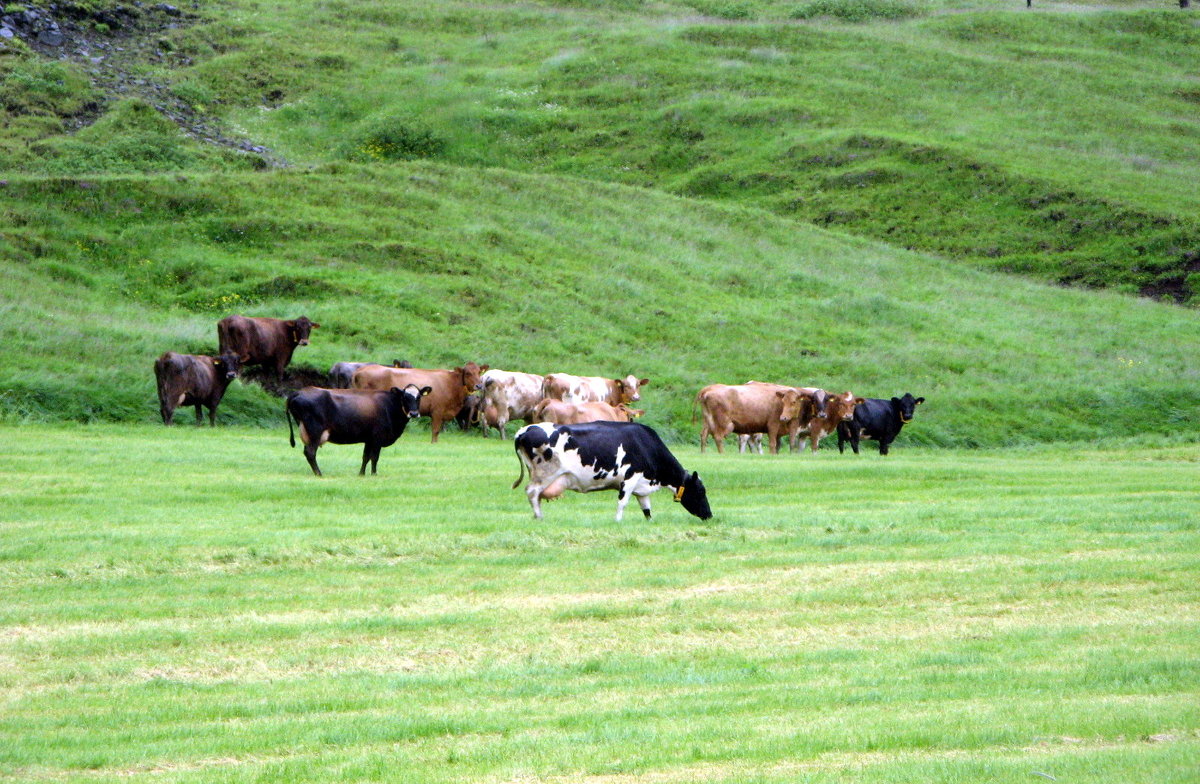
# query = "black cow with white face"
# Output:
<box><xmin>837</xmin><ymin>393</ymin><xmax>925</xmax><ymax>456</ymax></box>
<box><xmin>285</xmin><ymin>384</ymin><xmax>431</xmax><ymax>476</ymax></box>
<box><xmin>512</xmin><ymin>421</ymin><xmax>712</xmax><ymax>521</ymax></box>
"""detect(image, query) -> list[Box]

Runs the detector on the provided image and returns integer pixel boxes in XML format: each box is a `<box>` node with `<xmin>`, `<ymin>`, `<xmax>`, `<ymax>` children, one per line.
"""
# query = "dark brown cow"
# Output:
<box><xmin>154</xmin><ymin>351</ymin><xmax>241</xmax><ymax>426</ymax></box>
<box><xmin>217</xmin><ymin>315</ymin><xmax>319</xmax><ymax>378</ymax></box>
<box><xmin>351</xmin><ymin>362</ymin><xmax>488</xmax><ymax>442</ymax></box>
<box><xmin>694</xmin><ymin>383</ymin><xmax>819</xmax><ymax>454</ymax></box>
<box><xmin>285</xmin><ymin>385</ymin><xmax>430</xmax><ymax>476</ymax></box>
<box><xmin>541</xmin><ymin>373</ymin><xmax>648</xmax><ymax>405</ymax></box>
<box><xmin>797</xmin><ymin>391</ymin><xmax>865</xmax><ymax>452</ymax></box>
<box><xmin>532</xmin><ymin>399</ymin><xmax>645</xmax><ymax>425</ymax></box>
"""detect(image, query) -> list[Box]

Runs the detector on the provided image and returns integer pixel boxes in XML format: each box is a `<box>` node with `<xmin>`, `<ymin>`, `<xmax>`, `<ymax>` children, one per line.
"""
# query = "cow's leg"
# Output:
<box><xmin>160</xmin><ymin>400</ymin><xmax>174</xmax><ymax>426</ymax></box>
<box><xmin>525</xmin><ymin>483</ymin><xmax>543</xmax><ymax>519</ymax></box>
<box><xmin>429</xmin><ymin>414</ymin><xmax>443</xmax><ymax>443</ymax></box>
<box><xmin>194</xmin><ymin>404</ymin><xmax>204</xmax><ymax>426</ymax></box>
<box><xmin>359</xmin><ymin>444</ymin><xmax>373</xmax><ymax>476</ymax></box>
<box><xmin>879</xmin><ymin>438</ymin><xmax>891</xmax><ymax>456</ymax></box>
<box><xmin>207</xmin><ymin>405</ymin><xmax>217</xmax><ymax>427</ymax></box>
<box><xmin>767</xmin><ymin>423</ymin><xmax>781</xmax><ymax>455</ymax></box>
<box><xmin>303</xmin><ymin>444</ymin><xmax>323</xmax><ymax>476</ymax></box>
<box><xmin>614</xmin><ymin>486</ymin><xmax>633</xmax><ymax>522</ymax></box>
<box><xmin>370</xmin><ymin>445</ymin><xmax>382</xmax><ymax>474</ymax></box>
<box><xmin>636</xmin><ymin>493</ymin><xmax>652</xmax><ymax>520</ymax></box>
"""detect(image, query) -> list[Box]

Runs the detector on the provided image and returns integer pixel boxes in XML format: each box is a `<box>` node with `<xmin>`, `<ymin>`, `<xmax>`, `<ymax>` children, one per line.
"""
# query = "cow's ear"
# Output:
<box><xmin>213</xmin><ymin>359</ymin><xmax>221</xmax><ymax>365</ymax></box>
<box><xmin>481</xmin><ymin>364</ymin><xmax>490</xmax><ymax>372</ymax></box>
<box><xmin>855</xmin><ymin>397</ymin><xmax>866</xmax><ymax>405</ymax></box>
<box><xmin>891</xmin><ymin>397</ymin><xmax>902</xmax><ymax>406</ymax></box>
<box><xmin>916</xmin><ymin>397</ymin><xmax>925</xmax><ymax>405</ymax></box>
<box><xmin>639</xmin><ymin>378</ymin><xmax>649</xmax><ymax>387</ymax></box>
<box><xmin>420</xmin><ymin>386</ymin><xmax>433</xmax><ymax>396</ymax></box>
<box><xmin>775</xmin><ymin>390</ymin><xmax>786</xmax><ymax>398</ymax></box>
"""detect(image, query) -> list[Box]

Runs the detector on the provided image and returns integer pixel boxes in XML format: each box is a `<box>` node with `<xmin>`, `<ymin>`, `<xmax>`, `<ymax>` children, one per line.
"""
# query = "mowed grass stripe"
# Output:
<box><xmin>1</xmin><ymin>426</ymin><xmax>1198</xmax><ymax>782</ymax></box>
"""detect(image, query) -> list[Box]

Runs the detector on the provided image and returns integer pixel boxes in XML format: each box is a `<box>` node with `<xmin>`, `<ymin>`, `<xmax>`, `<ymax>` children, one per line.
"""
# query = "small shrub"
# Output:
<box><xmin>791</xmin><ymin>0</ymin><xmax>920</xmax><ymax>23</ymax></box>
<box><xmin>685</xmin><ymin>0</ymin><xmax>756</xmax><ymax>20</ymax></box>
<box><xmin>341</xmin><ymin>116</ymin><xmax>447</xmax><ymax>162</ymax></box>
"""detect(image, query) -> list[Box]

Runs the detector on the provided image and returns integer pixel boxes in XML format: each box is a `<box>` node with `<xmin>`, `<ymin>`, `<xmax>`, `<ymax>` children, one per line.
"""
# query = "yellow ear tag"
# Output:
<box><xmin>674</xmin><ymin>485</ymin><xmax>685</xmax><ymax>502</ymax></box>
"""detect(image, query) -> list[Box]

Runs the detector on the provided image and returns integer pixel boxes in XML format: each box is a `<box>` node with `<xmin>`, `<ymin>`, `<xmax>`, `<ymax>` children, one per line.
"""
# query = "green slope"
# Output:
<box><xmin>6</xmin><ymin>1</ymin><xmax>1198</xmax><ymax>299</ymax></box>
<box><xmin>1</xmin><ymin>162</ymin><xmax>1197</xmax><ymax>445</ymax></box>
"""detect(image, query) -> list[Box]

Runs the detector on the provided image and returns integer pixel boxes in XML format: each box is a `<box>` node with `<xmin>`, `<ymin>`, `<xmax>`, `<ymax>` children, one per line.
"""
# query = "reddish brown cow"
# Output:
<box><xmin>797</xmin><ymin>391</ymin><xmax>865</xmax><ymax>452</ymax></box>
<box><xmin>217</xmin><ymin>315</ymin><xmax>319</xmax><ymax>378</ymax></box>
<box><xmin>351</xmin><ymin>361</ymin><xmax>488</xmax><ymax>442</ymax></box>
<box><xmin>154</xmin><ymin>351</ymin><xmax>241</xmax><ymax>426</ymax></box>
<box><xmin>542</xmin><ymin>373</ymin><xmax>649</xmax><ymax>405</ymax></box>
<box><xmin>532</xmin><ymin>399</ymin><xmax>645</xmax><ymax>425</ymax></box>
<box><xmin>694</xmin><ymin>383</ymin><xmax>819</xmax><ymax>455</ymax></box>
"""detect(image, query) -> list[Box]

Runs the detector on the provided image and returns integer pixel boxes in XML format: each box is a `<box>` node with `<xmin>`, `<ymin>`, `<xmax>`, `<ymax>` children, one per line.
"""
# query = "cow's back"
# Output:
<box><xmin>353</xmin><ymin>366</ymin><xmax>456</xmax><ymax>415</ymax></box>
<box><xmin>483</xmin><ymin>370</ymin><xmax>543</xmax><ymax>414</ymax></box>
<box><xmin>156</xmin><ymin>351</ymin><xmax>214</xmax><ymax>393</ymax></box>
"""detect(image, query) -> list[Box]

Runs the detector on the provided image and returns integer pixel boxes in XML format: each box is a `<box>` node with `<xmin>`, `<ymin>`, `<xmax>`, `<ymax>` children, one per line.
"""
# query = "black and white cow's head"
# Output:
<box><xmin>893</xmin><ymin>393</ymin><xmax>925</xmax><ymax>424</ymax></box>
<box><xmin>392</xmin><ymin>384</ymin><xmax>432</xmax><ymax>419</ymax></box>
<box><xmin>674</xmin><ymin>471</ymin><xmax>712</xmax><ymax>520</ymax></box>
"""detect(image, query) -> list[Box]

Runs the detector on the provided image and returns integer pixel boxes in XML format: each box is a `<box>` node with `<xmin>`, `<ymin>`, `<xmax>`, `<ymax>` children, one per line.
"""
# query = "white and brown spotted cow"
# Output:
<box><xmin>541</xmin><ymin>373</ymin><xmax>648</xmax><ymax>406</ymax></box>
<box><xmin>477</xmin><ymin>368</ymin><xmax>545</xmax><ymax>438</ymax></box>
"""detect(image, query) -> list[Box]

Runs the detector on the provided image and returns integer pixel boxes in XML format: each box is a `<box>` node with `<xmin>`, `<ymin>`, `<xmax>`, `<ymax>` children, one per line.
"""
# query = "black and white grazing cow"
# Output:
<box><xmin>512</xmin><ymin>421</ymin><xmax>712</xmax><ymax>521</ymax></box>
<box><xmin>285</xmin><ymin>384</ymin><xmax>430</xmax><ymax>476</ymax></box>
<box><xmin>837</xmin><ymin>393</ymin><xmax>925</xmax><ymax>456</ymax></box>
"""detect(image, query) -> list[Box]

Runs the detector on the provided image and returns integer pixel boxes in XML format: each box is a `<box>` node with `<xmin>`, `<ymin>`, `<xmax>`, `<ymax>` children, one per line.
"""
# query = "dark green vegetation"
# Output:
<box><xmin>2</xmin><ymin>427</ymin><xmax>1198</xmax><ymax>783</ymax></box>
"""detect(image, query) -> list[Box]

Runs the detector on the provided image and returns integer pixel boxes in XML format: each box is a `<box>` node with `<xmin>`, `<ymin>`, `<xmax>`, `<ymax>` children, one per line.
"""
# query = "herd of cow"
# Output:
<box><xmin>154</xmin><ymin>314</ymin><xmax>924</xmax><ymax>521</ymax></box>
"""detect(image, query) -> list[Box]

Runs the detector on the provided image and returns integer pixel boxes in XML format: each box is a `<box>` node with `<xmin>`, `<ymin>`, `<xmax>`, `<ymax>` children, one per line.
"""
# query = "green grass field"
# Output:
<box><xmin>2</xmin><ymin>426</ymin><xmax>1198</xmax><ymax>783</ymax></box>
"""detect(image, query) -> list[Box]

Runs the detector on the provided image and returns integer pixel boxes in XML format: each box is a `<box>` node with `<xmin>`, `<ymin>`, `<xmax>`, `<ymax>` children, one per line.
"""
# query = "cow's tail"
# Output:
<box><xmin>511</xmin><ymin>442</ymin><xmax>527</xmax><ymax>490</ymax></box>
<box><xmin>691</xmin><ymin>389</ymin><xmax>703</xmax><ymax>424</ymax></box>
<box><xmin>285</xmin><ymin>393</ymin><xmax>297</xmax><ymax>448</ymax></box>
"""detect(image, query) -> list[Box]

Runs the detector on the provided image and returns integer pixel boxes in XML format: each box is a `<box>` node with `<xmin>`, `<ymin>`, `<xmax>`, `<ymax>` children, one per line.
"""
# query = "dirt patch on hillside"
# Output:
<box><xmin>240</xmin><ymin>364</ymin><xmax>328</xmax><ymax>397</ymax></box>
<box><xmin>5</xmin><ymin>2</ymin><xmax>286</xmax><ymax>166</ymax></box>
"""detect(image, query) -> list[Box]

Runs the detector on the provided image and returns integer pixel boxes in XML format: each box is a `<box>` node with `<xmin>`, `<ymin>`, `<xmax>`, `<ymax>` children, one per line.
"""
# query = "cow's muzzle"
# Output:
<box><xmin>298</xmin><ymin>339</ymin><xmax>310</xmax><ymax>346</ymax></box>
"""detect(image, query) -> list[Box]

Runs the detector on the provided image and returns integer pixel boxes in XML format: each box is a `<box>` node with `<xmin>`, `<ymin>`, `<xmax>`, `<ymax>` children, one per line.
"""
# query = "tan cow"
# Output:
<box><xmin>542</xmin><ymin>373</ymin><xmax>649</xmax><ymax>405</ymax></box>
<box><xmin>532</xmin><ymin>399</ymin><xmax>645</xmax><ymax>425</ymax></box>
<box><xmin>796</xmin><ymin>391</ymin><xmax>865</xmax><ymax>452</ymax></box>
<box><xmin>351</xmin><ymin>361</ymin><xmax>488</xmax><ymax>442</ymax></box>
<box><xmin>694</xmin><ymin>383</ymin><xmax>819</xmax><ymax>455</ymax></box>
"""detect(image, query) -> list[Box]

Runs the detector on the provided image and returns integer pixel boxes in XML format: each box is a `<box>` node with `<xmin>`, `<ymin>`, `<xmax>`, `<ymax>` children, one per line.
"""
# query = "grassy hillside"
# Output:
<box><xmin>3</xmin><ymin>1</ymin><xmax>1199</xmax><ymax>299</ymax></box>
<box><xmin>2</xmin><ymin>162</ymin><xmax>1198</xmax><ymax>446</ymax></box>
